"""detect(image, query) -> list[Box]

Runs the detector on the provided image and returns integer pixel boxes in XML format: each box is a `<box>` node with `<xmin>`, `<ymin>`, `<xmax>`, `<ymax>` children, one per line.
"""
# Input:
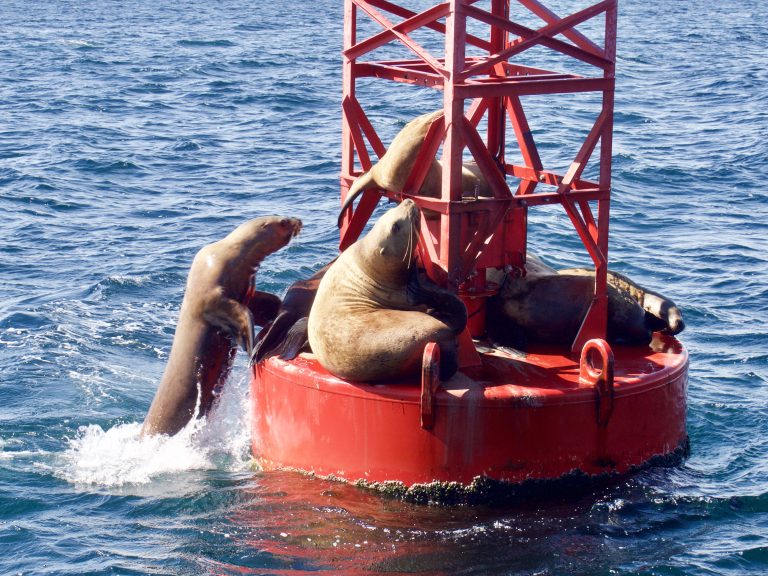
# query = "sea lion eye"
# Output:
<box><xmin>392</xmin><ymin>223</ymin><xmax>400</xmax><ymax>234</ymax></box>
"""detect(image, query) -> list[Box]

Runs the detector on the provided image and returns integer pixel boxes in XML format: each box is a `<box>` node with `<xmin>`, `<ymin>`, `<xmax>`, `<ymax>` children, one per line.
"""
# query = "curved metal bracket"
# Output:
<box><xmin>579</xmin><ymin>338</ymin><xmax>615</xmax><ymax>426</ymax></box>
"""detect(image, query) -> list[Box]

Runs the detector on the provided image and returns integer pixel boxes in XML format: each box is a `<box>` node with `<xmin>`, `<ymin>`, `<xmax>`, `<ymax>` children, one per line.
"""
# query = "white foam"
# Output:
<box><xmin>57</xmin><ymin>371</ymin><xmax>253</xmax><ymax>488</ymax></box>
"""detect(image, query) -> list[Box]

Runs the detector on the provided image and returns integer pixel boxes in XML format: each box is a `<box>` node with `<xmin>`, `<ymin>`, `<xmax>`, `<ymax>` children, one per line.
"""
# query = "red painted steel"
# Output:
<box><xmin>251</xmin><ymin>337</ymin><xmax>688</xmax><ymax>486</ymax></box>
<box><xmin>339</xmin><ymin>0</ymin><xmax>618</xmax><ymax>356</ymax></box>
<box><xmin>249</xmin><ymin>0</ymin><xmax>689</xmax><ymax>490</ymax></box>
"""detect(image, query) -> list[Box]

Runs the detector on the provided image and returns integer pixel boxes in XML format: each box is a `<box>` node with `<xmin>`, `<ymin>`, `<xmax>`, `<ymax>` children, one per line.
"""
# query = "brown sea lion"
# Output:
<box><xmin>251</xmin><ymin>260</ymin><xmax>334</xmax><ymax>364</ymax></box>
<box><xmin>486</xmin><ymin>255</ymin><xmax>685</xmax><ymax>349</ymax></box>
<box><xmin>141</xmin><ymin>216</ymin><xmax>302</xmax><ymax>437</ymax></box>
<box><xmin>338</xmin><ymin>110</ymin><xmax>490</xmax><ymax>227</ymax></box>
<box><xmin>309</xmin><ymin>199</ymin><xmax>467</xmax><ymax>382</ymax></box>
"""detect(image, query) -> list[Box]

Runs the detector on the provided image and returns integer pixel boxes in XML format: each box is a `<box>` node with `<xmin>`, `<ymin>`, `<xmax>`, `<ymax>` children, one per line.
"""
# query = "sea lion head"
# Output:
<box><xmin>358</xmin><ymin>199</ymin><xmax>420</xmax><ymax>285</ymax></box>
<box><xmin>224</xmin><ymin>215</ymin><xmax>302</xmax><ymax>263</ymax></box>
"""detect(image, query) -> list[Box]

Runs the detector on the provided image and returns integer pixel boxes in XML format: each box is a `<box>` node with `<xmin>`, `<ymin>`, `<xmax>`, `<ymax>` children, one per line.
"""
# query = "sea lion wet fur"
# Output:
<box><xmin>141</xmin><ymin>215</ymin><xmax>302</xmax><ymax>437</ymax></box>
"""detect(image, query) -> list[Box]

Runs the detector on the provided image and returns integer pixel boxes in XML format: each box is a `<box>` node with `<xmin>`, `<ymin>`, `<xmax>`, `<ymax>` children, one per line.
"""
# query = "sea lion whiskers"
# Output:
<box><xmin>402</xmin><ymin>215</ymin><xmax>415</xmax><ymax>265</ymax></box>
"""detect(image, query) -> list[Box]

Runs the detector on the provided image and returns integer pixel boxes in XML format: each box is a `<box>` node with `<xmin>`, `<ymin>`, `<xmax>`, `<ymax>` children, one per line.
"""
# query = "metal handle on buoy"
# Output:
<box><xmin>420</xmin><ymin>342</ymin><xmax>441</xmax><ymax>430</ymax></box>
<box><xmin>579</xmin><ymin>339</ymin><xmax>615</xmax><ymax>426</ymax></box>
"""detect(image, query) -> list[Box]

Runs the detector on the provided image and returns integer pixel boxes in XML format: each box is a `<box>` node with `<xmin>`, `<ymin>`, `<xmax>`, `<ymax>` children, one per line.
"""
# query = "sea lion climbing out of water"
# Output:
<box><xmin>310</xmin><ymin>199</ymin><xmax>467</xmax><ymax>382</ymax></box>
<box><xmin>141</xmin><ymin>216</ymin><xmax>302</xmax><ymax>437</ymax></box>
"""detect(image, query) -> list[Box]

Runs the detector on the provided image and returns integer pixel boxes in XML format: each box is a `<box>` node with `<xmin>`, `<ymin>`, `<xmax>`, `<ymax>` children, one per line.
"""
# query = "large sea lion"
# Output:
<box><xmin>141</xmin><ymin>216</ymin><xmax>302</xmax><ymax>437</ymax></box>
<box><xmin>338</xmin><ymin>110</ymin><xmax>490</xmax><ymax>226</ymax></box>
<box><xmin>309</xmin><ymin>199</ymin><xmax>467</xmax><ymax>382</ymax></box>
<box><xmin>486</xmin><ymin>255</ymin><xmax>685</xmax><ymax>349</ymax></box>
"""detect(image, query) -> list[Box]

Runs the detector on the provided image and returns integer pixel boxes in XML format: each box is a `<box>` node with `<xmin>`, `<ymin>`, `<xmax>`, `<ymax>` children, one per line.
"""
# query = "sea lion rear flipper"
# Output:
<box><xmin>337</xmin><ymin>170</ymin><xmax>377</xmax><ymax>228</ymax></box>
<box><xmin>276</xmin><ymin>317</ymin><xmax>310</xmax><ymax>361</ymax></box>
<box><xmin>251</xmin><ymin>310</ymin><xmax>298</xmax><ymax>365</ymax></box>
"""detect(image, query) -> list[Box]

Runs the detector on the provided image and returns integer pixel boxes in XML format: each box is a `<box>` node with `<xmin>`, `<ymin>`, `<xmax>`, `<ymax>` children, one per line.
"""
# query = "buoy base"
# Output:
<box><xmin>250</xmin><ymin>335</ymin><xmax>688</xmax><ymax>489</ymax></box>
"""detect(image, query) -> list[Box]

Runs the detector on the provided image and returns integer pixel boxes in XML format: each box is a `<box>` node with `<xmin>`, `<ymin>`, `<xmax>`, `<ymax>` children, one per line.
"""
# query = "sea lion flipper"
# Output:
<box><xmin>246</xmin><ymin>289</ymin><xmax>282</xmax><ymax>327</ymax></box>
<box><xmin>406</xmin><ymin>268</ymin><xmax>468</xmax><ymax>334</ymax></box>
<box><xmin>203</xmin><ymin>295</ymin><xmax>255</xmax><ymax>355</ymax></box>
<box><xmin>276</xmin><ymin>317</ymin><xmax>310</xmax><ymax>361</ymax></box>
<box><xmin>252</xmin><ymin>310</ymin><xmax>298</xmax><ymax>364</ymax></box>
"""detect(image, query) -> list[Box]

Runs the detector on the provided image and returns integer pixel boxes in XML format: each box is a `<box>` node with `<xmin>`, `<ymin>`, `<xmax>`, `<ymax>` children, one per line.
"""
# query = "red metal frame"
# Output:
<box><xmin>339</xmin><ymin>0</ymin><xmax>617</xmax><ymax>357</ymax></box>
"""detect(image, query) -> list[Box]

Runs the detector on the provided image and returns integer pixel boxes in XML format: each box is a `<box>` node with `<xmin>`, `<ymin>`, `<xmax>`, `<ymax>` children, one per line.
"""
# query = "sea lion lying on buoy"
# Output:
<box><xmin>141</xmin><ymin>216</ymin><xmax>302</xmax><ymax>437</ymax></box>
<box><xmin>310</xmin><ymin>199</ymin><xmax>467</xmax><ymax>382</ymax></box>
<box><xmin>486</xmin><ymin>255</ymin><xmax>685</xmax><ymax>349</ymax></box>
<box><xmin>338</xmin><ymin>110</ymin><xmax>490</xmax><ymax>227</ymax></box>
<box><xmin>251</xmin><ymin>260</ymin><xmax>334</xmax><ymax>364</ymax></box>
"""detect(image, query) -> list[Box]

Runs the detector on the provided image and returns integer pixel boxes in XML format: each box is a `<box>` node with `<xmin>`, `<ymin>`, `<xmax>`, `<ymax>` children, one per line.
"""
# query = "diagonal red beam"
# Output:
<box><xmin>403</xmin><ymin>115</ymin><xmax>445</xmax><ymax>196</ymax></box>
<box><xmin>556</xmin><ymin>109</ymin><xmax>607</xmax><ymax>195</ymax></box>
<box><xmin>466</xmin><ymin>97</ymin><xmax>489</xmax><ymax>128</ymax></box>
<box><xmin>462</xmin><ymin>4</ymin><xmax>612</xmax><ymax>71</ymax></box>
<box><xmin>347</xmin><ymin>97</ymin><xmax>386</xmax><ymax>159</ymax></box>
<box><xmin>363</xmin><ymin>0</ymin><xmax>492</xmax><ymax>52</ymax></box>
<box><xmin>341</xmin><ymin>96</ymin><xmax>375</xmax><ymax>172</ymax></box>
<box><xmin>460</xmin><ymin>0</ymin><xmax>613</xmax><ymax>81</ymax></box>
<box><xmin>518</xmin><ymin>0</ymin><xmax>604</xmax><ymax>56</ymax></box>
<box><xmin>353</xmin><ymin>0</ymin><xmax>446</xmax><ymax>76</ymax></box>
<box><xmin>460</xmin><ymin>118</ymin><xmax>512</xmax><ymax>200</ymax></box>
<box><xmin>561</xmin><ymin>196</ymin><xmax>604</xmax><ymax>266</ymax></box>
<box><xmin>345</xmin><ymin>3</ymin><xmax>450</xmax><ymax>61</ymax></box>
<box><xmin>505</xmin><ymin>95</ymin><xmax>543</xmax><ymax>172</ymax></box>
<box><xmin>459</xmin><ymin>200</ymin><xmax>512</xmax><ymax>279</ymax></box>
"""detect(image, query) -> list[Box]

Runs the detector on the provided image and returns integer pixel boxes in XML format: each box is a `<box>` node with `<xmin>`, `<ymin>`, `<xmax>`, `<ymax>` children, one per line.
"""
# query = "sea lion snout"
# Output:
<box><xmin>280</xmin><ymin>217</ymin><xmax>302</xmax><ymax>237</ymax></box>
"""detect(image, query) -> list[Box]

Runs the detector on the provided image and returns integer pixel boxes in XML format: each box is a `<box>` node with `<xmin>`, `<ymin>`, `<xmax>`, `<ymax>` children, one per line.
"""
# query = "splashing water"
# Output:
<box><xmin>56</xmin><ymin>371</ymin><xmax>254</xmax><ymax>488</ymax></box>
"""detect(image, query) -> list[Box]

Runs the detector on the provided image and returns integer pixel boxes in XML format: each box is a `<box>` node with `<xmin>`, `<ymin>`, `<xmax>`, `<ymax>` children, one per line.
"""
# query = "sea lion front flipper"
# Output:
<box><xmin>407</xmin><ymin>267</ymin><xmax>468</xmax><ymax>334</ymax></box>
<box><xmin>246</xmin><ymin>289</ymin><xmax>282</xmax><ymax>327</ymax></box>
<box><xmin>203</xmin><ymin>292</ymin><xmax>255</xmax><ymax>356</ymax></box>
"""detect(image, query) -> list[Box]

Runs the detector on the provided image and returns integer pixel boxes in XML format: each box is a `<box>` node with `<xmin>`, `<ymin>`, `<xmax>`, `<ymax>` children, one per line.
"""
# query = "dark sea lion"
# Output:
<box><xmin>486</xmin><ymin>255</ymin><xmax>685</xmax><ymax>349</ymax></box>
<box><xmin>251</xmin><ymin>260</ymin><xmax>334</xmax><ymax>364</ymax></box>
<box><xmin>310</xmin><ymin>199</ymin><xmax>467</xmax><ymax>382</ymax></box>
<box><xmin>338</xmin><ymin>110</ymin><xmax>490</xmax><ymax>227</ymax></box>
<box><xmin>558</xmin><ymin>267</ymin><xmax>685</xmax><ymax>336</ymax></box>
<box><xmin>141</xmin><ymin>216</ymin><xmax>302</xmax><ymax>437</ymax></box>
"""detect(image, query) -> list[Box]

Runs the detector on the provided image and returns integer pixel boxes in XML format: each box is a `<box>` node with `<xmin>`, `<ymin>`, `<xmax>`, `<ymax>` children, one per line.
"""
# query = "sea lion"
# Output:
<box><xmin>141</xmin><ymin>216</ymin><xmax>302</xmax><ymax>437</ymax></box>
<box><xmin>558</xmin><ymin>267</ymin><xmax>685</xmax><ymax>336</ymax></box>
<box><xmin>251</xmin><ymin>260</ymin><xmax>334</xmax><ymax>364</ymax></box>
<box><xmin>486</xmin><ymin>255</ymin><xmax>685</xmax><ymax>349</ymax></box>
<box><xmin>338</xmin><ymin>110</ymin><xmax>491</xmax><ymax>227</ymax></box>
<box><xmin>309</xmin><ymin>199</ymin><xmax>467</xmax><ymax>382</ymax></box>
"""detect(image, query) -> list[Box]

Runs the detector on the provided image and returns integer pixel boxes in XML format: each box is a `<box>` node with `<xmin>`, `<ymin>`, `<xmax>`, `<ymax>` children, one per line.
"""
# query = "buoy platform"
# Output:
<box><xmin>250</xmin><ymin>0</ymin><xmax>689</xmax><ymax>496</ymax></box>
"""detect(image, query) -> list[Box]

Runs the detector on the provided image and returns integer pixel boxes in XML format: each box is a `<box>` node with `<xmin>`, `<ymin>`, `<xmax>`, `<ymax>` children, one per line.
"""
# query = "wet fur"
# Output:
<box><xmin>141</xmin><ymin>216</ymin><xmax>301</xmax><ymax>437</ymax></box>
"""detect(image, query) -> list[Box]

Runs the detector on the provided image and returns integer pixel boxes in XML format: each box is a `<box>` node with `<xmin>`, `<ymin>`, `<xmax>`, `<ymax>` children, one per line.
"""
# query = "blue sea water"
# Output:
<box><xmin>1</xmin><ymin>0</ymin><xmax>766</xmax><ymax>574</ymax></box>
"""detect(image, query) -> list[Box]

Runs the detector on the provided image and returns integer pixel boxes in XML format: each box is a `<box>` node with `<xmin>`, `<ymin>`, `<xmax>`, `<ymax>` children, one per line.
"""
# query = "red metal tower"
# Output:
<box><xmin>338</xmin><ymin>0</ymin><xmax>617</xmax><ymax>357</ymax></box>
<box><xmin>249</xmin><ymin>0</ymin><xmax>688</xmax><ymax>492</ymax></box>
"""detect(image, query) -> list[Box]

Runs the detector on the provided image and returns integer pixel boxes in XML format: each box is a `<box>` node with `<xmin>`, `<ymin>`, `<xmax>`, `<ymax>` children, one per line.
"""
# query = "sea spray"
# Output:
<box><xmin>57</xmin><ymin>371</ymin><xmax>253</xmax><ymax>487</ymax></box>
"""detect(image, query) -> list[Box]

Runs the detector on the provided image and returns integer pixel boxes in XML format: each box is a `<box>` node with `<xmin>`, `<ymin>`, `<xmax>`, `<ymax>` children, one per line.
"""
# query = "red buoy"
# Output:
<box><xmin>250</xmin><ymin>0</ymin><xmax>688</xmax><ymax>494</ymax></box>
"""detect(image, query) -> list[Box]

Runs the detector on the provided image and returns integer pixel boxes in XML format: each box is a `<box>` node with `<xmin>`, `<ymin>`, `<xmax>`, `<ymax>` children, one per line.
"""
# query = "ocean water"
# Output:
<box><xmin>1</xmin><ymin>0</ymin><xmax>766</xmax><ymax>574</ymax></box>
